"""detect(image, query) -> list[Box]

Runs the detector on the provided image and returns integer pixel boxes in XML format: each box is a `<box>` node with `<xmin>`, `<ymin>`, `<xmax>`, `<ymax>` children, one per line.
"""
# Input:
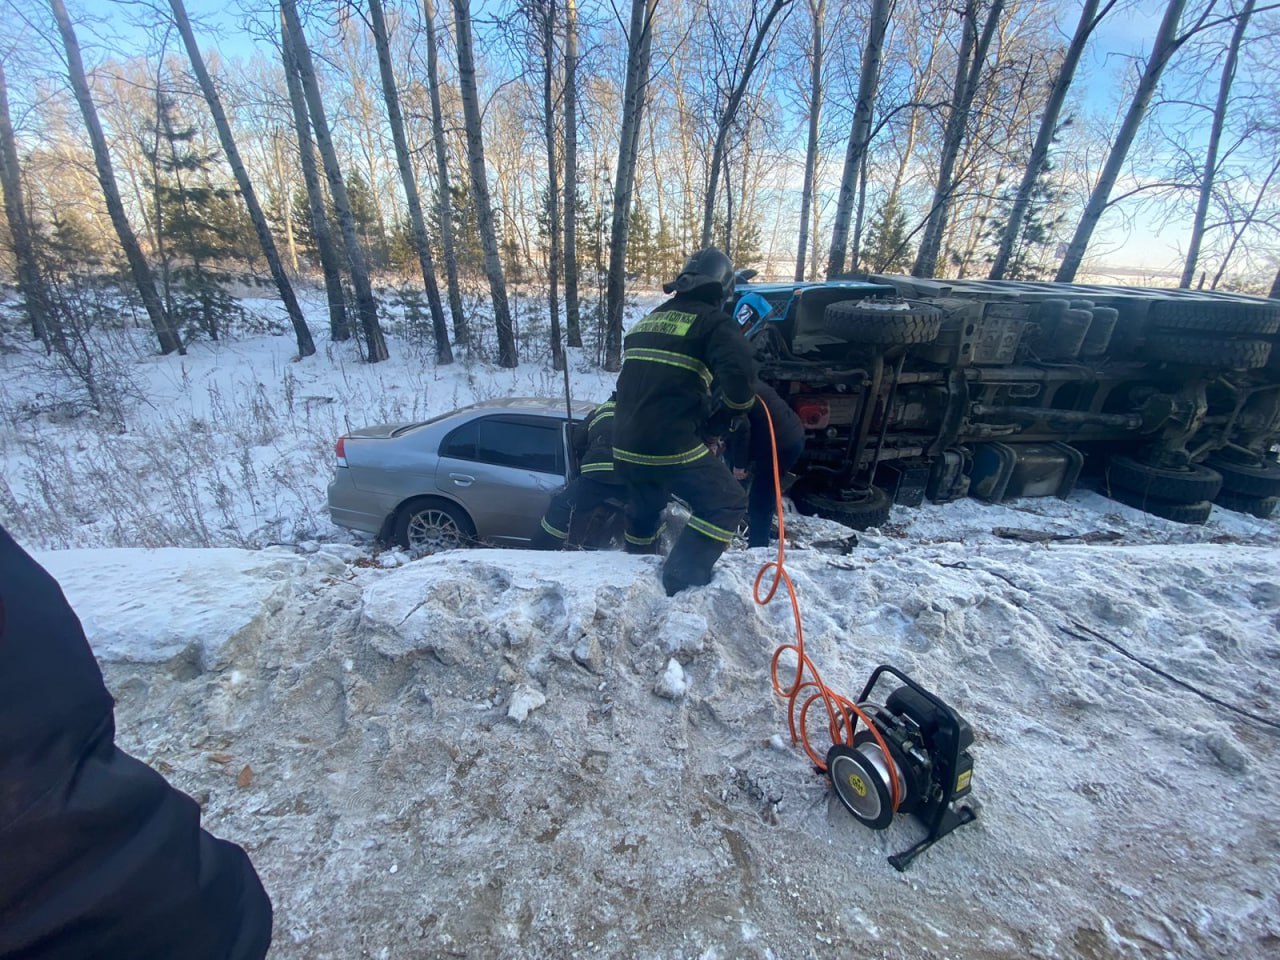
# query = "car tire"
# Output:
<box><xmin>822</xmin><ymin>299</ymin><xmax>943</xmax><ymax>345</ymax></box>
<box><xmin>1106</xmin><ymin>456</ymin><xmax>1223</xmax><ymax>503</ymax></box>
<box><xmin>793</xmin><ymin>484</ymin><xmax>893</xmax><ymax>530</ymax></box>
<box><xmin>1213</xmin><ymin>490</ymin><xmax>1279</xmax><ymax>519</ymax></box>
<box><xmin>1142</xmin><ymin>333</ymin><xmax>1271</xmax><ymax>370</ymax></box>
<box><xmin>1205</xmin><ymin>454</ymin><xmax>1280</xmax><ymax>498</ymax></box>
<box><xmin>393</xmin><ymin>498</ymin><xmax>476</xmax><ymax>554</ymax></box>
<box><xmin>1148</xmin><ymin>299</ymin><xmax>1280</xmax><ymax>337</ymax></box>
<box><xmin>1105</xmin><ymin>486</ymin><xmax>1215</xmax><ymax>525</ymax></box>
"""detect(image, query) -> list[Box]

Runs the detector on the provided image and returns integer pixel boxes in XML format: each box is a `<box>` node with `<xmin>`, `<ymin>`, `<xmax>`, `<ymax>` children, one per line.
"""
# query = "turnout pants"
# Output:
<box><xmin>533</xmin><ymin>475</ymin><xmax>623</xmax><ymax>549</ymax></box>
<box><xmin>746</xmin><ymin>433</ymin><xmax>804</xmax><ymax>548</ymax></box>
<box><xmin>619</xmin><ymin>454</ymin><xmax>747</xmax><ymax>595</ymax></box>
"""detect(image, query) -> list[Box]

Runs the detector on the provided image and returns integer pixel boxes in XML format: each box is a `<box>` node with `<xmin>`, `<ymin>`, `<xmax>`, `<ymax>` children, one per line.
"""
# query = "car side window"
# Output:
<box><xmin>440</xmin><ymin>416</ymin><xmax>564</xmax><ymax>475</ymax></box>
<box><xmin>440</xmin><ymin>419</ymin><xmax>478</xmax><ymax>460</ymax></box>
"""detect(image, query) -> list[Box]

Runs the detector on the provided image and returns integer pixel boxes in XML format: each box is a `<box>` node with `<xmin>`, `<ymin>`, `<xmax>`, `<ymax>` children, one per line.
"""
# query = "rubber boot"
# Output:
<box><xmin>529</xmin><ymin>523</ymin><xmax>565</xmax><ymax>551</ymax></box>
<box><xmin>661</xmin><ymin>531</ymin><xmax>726</xmax><ymax>596</ymax></box>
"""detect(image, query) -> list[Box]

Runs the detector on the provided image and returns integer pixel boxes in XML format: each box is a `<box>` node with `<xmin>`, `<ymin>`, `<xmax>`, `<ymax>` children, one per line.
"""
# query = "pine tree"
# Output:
<box><xmin>345</xmin><ymin>171</ymin><xmax>389</xmax><ymax>270</ymax></box>
<box><xmin>862</xmin><ymin>193</ymin><xmax>913</xmax><ymax>273</ymax></box>
<box><xmin>628</xmin><ymin>204</ymin><xmax>655</xmax><ymax>281</ymax></box>
<box><xmin>145</xmin><ymin>94</ymin><xmax>245</xmax><ymax>342</ymax></box>
<box><xmin>984</xmin><ymin>161</ymin><xmax>1067</xmax><ymax>281</ymax></box>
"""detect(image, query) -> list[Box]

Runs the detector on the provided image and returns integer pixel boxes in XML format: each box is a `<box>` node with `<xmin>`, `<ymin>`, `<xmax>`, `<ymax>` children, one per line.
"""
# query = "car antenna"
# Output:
<box><xmin>560</xmin><ymin>327</ymin><xmax>573</xmax><ymax>419</ymax></box>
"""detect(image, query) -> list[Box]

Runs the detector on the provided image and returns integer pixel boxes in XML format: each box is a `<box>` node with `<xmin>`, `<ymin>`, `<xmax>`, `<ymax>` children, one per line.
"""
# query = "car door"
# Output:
<box><xmin>435</xmin><ymin>414</ymin><xmax>568</xmax><ymax>544</ymax></box>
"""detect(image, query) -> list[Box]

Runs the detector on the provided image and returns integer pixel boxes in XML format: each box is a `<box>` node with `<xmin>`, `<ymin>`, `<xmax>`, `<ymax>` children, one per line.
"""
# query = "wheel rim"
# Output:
<box><xmin>406</xmin><ymin>509</ymin><xmax>466</xmax><ymax>553</ymax></box>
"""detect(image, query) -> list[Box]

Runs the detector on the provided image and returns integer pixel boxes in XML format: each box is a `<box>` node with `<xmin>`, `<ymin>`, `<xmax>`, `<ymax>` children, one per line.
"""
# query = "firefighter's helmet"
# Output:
<box><xmin>663</xmin><ymin>248</ymin><xmax>735</xmax><ymax>301</ymax></box>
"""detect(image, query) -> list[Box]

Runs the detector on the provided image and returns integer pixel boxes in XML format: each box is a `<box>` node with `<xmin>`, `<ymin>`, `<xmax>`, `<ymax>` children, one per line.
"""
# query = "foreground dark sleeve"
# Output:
<box><xmin>704</xmin><ymin>311</ymin><xmax>757</xmax><ymax>412</ymax></box>
<box><xmin>0</xmin><ymin>524</ymin><xmax>272</xmax><ymax>960</ymax></box>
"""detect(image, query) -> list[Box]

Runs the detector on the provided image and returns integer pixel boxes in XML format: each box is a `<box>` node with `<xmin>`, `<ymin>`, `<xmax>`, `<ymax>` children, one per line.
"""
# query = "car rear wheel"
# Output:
<box><xmin>393</xmin><ymin>499</ymin><xmax>476</xmax><ymax>554</ymax></box>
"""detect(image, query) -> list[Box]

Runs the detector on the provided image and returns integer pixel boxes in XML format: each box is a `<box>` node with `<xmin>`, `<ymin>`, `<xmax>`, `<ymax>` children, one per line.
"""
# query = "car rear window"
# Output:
<box><xmin>440</xmin><ymin>416</ymin><xmax>564</xmax><ymax>475</ymax></box>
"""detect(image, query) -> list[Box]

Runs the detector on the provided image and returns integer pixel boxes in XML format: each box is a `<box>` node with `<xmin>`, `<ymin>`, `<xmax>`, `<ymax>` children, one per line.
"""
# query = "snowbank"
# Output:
<box><xmin>40</xmin><ymin>504</ymin><xmax>1280</xmax><ymax>959</ymax></box>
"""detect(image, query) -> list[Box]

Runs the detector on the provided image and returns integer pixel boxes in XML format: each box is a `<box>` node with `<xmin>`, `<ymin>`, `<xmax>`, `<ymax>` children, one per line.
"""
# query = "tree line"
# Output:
<box><xmin>1</xmin><ymin>0</ymin><xmax>1278</xmax><ymax>377</ymax></box>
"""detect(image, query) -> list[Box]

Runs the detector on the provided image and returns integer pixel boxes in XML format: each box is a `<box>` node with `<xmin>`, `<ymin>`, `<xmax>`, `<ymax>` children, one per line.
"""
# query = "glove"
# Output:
<box><xmin>705</xmin><ymin>408</ymin><xmax>746</xmax><ymax>439</ymax></box>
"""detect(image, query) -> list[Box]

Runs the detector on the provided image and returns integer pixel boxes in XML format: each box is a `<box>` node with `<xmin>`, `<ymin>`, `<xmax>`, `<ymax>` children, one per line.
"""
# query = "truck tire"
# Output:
<box><xmin>1142</xmin><ymin>333</ymin><xmax>1271</xmax><ymax>370</ymax></box>
<box><xmin>1106</xmin><ymin>456</ymin><xmax>1223</xmax><ymax>503</ymax></box>
<box><xmin>1205</xmin><ymin>454</ymin><xmax>1280</xmax><ymax>498</ymax></box>
<box><xmin>1213</xmin><ymin>490</ymin><xmax>1278</xmax><ymax>519</ymax></box>
<box><xmin>793</xmin><ymin>485</ymin><xmax>893</xmax><ymax>530</ymax></box>
<box><xmin>1079</xmin><ymin>306</ymin><xmax>1119</xmax><ymax>357</ymax></box>
<box><xmin>1106</xmin><ymin>486</ymin><xmax>1214</xmax><ymax>524</ymax></box>
<box><xmin>1148</xmin><ymin>298</ymin><xmax>1280</xmax><ymax>337</ymax></box>
<box><xmin>823</xmin><ymin>299</ymin><xmax>942</xmax><ymax>345</ymax></box>
<box><xmin>1027</xmin><ymin>300</ymin><xmax>1091</xmax><ymax>359</ymax></box>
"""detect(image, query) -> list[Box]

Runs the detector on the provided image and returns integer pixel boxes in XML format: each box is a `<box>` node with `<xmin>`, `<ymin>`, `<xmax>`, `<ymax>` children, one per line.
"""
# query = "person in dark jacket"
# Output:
<box><xmin>613</xmin><ymin>248</ymin><xmax>756</xmax><ymax>595</ymax></box>
<box><xmin>727</xmin><ymin>382</ymin><xmax>806</xmax><ymax>548</ymax></box>
<box><xmin>531</xmin><ymin>394</ymin><xmax>624</xmax><ymax>549</ymax></box>
<box><xmin>0</xmin><ymin>523</ymin><xmax>272</xmax><ymax>960</ymax></box>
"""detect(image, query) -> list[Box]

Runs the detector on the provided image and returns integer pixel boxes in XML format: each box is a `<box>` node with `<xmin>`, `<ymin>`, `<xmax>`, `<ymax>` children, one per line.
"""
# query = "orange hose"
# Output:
<box><xmin>750</xmin><ymin>396</ymin><xmax>901</xmax><ymax>812</ymax></box>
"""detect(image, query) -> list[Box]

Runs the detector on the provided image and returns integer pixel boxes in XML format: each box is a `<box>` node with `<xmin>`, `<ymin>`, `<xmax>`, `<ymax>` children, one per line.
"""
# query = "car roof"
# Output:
<box><xmin>453</xmin><ymin>397</ymin><xmax>600</xmax><ymax>418</ymax></box>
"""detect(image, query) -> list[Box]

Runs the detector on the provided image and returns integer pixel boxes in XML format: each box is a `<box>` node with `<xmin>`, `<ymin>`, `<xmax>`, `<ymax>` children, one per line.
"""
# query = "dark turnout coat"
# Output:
<box><xmin>573</xmin><ymin>398</ymin><xmax>622</xmax><ymax>485</ymax></box>
<box><xmin>0</xmin><ymin>524</ymin><xmax>272</xmax><ymax>960</ymax></box>
<box><xmin>613</xmin><ymin>294</ymin><xmax>756</xmax><ymax>468</ymax></box>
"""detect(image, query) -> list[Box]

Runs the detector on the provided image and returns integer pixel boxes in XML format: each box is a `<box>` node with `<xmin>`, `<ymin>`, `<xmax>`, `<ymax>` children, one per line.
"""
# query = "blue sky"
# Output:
<box><xmin>55</xmin><ymin>0</ymin><xmax>1253</xmax><ymax>275</ymax></box>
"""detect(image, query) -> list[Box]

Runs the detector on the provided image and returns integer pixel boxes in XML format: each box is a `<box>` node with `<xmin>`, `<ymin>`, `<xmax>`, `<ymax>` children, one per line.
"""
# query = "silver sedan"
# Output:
<box><xmin>326</xmin><ymin>397</ymin><xmax>599</xmax><ymax>553</ymax></box>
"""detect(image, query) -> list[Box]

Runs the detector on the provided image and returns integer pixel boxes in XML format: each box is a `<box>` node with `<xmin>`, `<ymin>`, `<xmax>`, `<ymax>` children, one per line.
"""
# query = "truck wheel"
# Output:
<box><xmin>1205</xmin><ymin>454</ymin><xmax>1280</xmax><ymax>498</ymax></box>
<box><xmin>1148</xmin><ymin>299</ymin><xmax>1280</xmax><ymax>337</ymax></box>
<box><xmin>1142</xmin><ymin>333</ymin><xmax>1271</xmax><ymax>370</ymax></box>
<box><xmin>823</xmin><ymin>299</ymin><xmax>942</xmax><ymax>345</ymax></box>
<box><xmin>1106</xmin><ymin>456</ymin><xmax>1223</xmax><ymax>503</ymax></box>
<box><xmin>1106</xmin><ymin>486</ymin><xmax>1214</xmax><ymax>524</ymax></box>
<box><xmin>1213</xmin><ymin>490</ymin><xmax>1278</xmax><ymax>519</ymax></box>
<box><xmin>793</xmin><ymin>485</ymin><xmax>893</xmax><ymax>530</ymax></box>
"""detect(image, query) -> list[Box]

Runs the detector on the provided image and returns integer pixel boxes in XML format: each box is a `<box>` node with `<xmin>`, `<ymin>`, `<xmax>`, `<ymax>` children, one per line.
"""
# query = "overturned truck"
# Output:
<box><xmin>729</xmin><ymin>275</ymin><xmax>1280</xmax><ymax>527</ymax></box>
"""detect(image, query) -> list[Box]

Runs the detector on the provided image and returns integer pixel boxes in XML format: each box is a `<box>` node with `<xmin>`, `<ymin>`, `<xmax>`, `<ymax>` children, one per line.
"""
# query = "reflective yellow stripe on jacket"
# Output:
<box><xmin>620</xmin><ymin>347</ymin><xmax>713</xmax><ymax>388</ymax></box>
<box><xmin>612</xmin><ymin>444</ymin><xmax>709</xmax><ymax>467</ymax></box>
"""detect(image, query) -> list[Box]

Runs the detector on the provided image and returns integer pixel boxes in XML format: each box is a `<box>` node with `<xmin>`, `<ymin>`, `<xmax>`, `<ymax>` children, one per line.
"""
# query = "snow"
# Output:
<box><xmin>4</xmin><ymin>291</ymin><xmax>1280</xmax><ymax>958</ymax></box>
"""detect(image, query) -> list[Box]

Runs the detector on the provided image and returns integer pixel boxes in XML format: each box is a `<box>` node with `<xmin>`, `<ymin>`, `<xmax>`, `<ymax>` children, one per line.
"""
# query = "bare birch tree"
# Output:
<box><xmin>0</xmin><ymin>61</ymin><xmax>51</xmax><ymax>344</ymax></box>
<box><xmin>793</xmin><ymin>0</ymin><xmax>824</xmax><ymax>282</ymax></box>
<box><xmin>49</xmin><ymin>0</ymin><xmax>181</xmax><ymax>355</ymax></box>
<box><xmin>988</xmin><ymin>0</ymin><xmax>1116</xmax><ymax>280</ymax></box>
<box><xmin>280</xmin><ymin>0</ymin><xmax>388</xmax><ymax>361</ymax></box>
<box><xmin>1056</xmin><ymin>0</ymin><xmax>1199</xmax><ymax>283</ymax></box>
<box><xmin>605</xmin><ymin>0</ymin><xmax>658</xmax><ymax>371</ymax></box>
<box><xmin>167</xmin><ymin>0</ymin><xmax>315</xmax><ymax>358</ymax></box>
<box><xmin>451</xmin><ymin>0</ymin><xmax>517</xmax><ymax>367</ymax></box>
<box><xmin>366</xmin><ymin>0</ymin><xmax>453</xmax><ymax>363</ymax></box>
<box><xmin>826</xmin><ymin>0</ymin><xmax>890</xmax><ymax>277</ymax></box>
<box><xmin>1180</xmin><ymin>0</ymin><xmax>1256</xmax><ymax>288</ymax></box>
<box><xmin>912</xmin><ymin>0</ymin><xmax>1005</xmax><ymax>278</ymax></box>
<box><xmin>535</xmin><ymin>0</ymin><xmax>565</xmax><ymax>370</ymax></box>
<box><xmin>563</xmin><ymin>0</ymin><xmax>582</xmax><ymax>347</ymax></box>
<box><xmin>422</xmin><ymin>0</ymin><xmax>468</xmax><ymax>348</ymax></box>
<box><xmin>699</xmin><ymin>0</ymin><xmax>793</xmax><ymax>249</ymax></box>
<box><xmin>280</xmin><ymin>13</ymin><xmax>349</xmax><ymax>342</ymax></box>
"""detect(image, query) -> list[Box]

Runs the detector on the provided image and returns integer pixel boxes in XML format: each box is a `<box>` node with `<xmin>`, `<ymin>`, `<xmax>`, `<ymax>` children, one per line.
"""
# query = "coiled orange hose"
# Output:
<box><xmin>750</xmin><ymin>396</ymin><xmax>901</xmax><ymax>812</ymax></box>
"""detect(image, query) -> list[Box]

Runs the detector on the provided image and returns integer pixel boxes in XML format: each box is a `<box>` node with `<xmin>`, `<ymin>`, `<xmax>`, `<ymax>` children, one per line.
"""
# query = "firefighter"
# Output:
<box><xmin>728</xmin><ymin>381</ymin><xmax>806</xmax><ymax>548</ymax></box>
<box><xmin>613</xmin><ymin>248</ymin><xmax>756</xmax><ymax>595</ymax></box>
<box><xmin>531</xmin><ymin>393</ymin><xmax>624</xmax><ymax>549</ymax></box>
<box><xmin>0</xmin><ymin>523</ymin><xmax>273</xmax><ymax>960</ymax></box>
